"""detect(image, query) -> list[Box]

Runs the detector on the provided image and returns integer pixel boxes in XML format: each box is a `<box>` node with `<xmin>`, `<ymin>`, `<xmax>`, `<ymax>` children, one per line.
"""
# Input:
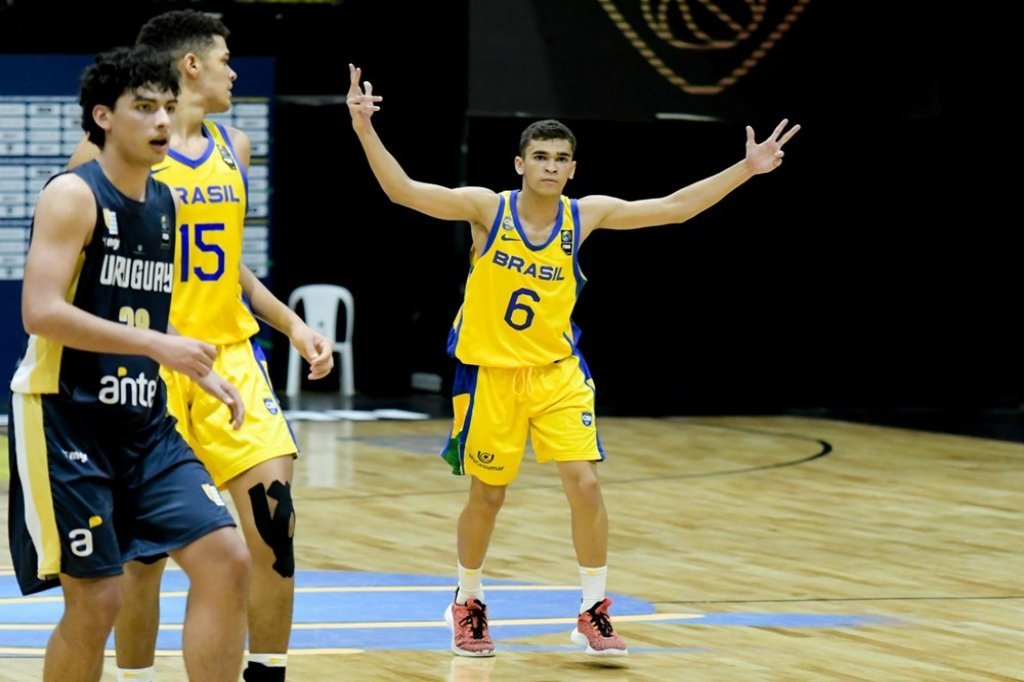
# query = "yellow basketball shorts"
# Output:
<box><xmin>441</xmin><ymin>353</ymin><xmax>605</xmax><ymax>485</ymax></box>
<box><xmin>162</xmin><ymin>338</ymin><xmax>297</xmax><ymax>489</ymax></box>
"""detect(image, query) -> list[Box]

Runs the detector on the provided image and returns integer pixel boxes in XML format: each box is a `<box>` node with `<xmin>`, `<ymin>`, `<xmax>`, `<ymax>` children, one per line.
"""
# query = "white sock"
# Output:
<box><xmin>456</xmin><ymin>562</ymin><xmax>484</xmax><ymax>604</ymax></box>
<box><xmin>579</xmin><ymin>565</ymin><xmax>608</xmax><ymax>613</ymax></box>
<box><xmin>248</xmin><ymin>653</ymin><xmax>287</xmax><ymax>668</ymax></box>
<box><xmin>116</xmin><ymin>667</ymin><xmax>155</xmax><ymax>682</ymax></box>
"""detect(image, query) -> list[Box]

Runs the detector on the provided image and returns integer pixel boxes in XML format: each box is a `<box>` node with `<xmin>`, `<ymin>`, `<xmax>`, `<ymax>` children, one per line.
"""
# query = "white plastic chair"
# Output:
<box><xmin>286</xmin><ymin>284</ymin><xmax>355</xmax><ymax>398</ymax></box>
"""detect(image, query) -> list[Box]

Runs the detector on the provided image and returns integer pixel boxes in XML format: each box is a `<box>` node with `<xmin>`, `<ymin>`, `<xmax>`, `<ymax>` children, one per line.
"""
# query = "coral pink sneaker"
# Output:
<box><xmin>570</xmin><ymin>598</ymin><xmax>628</xmax><ymax>656</ymax></box>
<box><xmin>444</xmin><ymin>595</ymin><xmax>496</xmax><ymax>657</ymax></box>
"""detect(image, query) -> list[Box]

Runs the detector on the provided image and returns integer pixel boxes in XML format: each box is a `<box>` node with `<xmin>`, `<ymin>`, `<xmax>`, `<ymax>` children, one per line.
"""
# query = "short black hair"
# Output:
<box><xmin>80</xmin><ymin>45</ymin><xmax>179</xmax><ymax>148</ymax></box>
<box><xmin>519</xmin><ymin>119</ymin><xmax>577</xmax><ymax>157</ymax></box>
<box><xmin>136</xmin><ymin>9</ymin><xmax>230</xmax><ymax>62</ymax></box>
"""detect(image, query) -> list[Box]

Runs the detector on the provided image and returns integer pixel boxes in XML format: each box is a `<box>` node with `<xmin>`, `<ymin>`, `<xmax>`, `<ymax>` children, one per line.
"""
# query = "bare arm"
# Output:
<box><xmin>231</xmin><ymin>124</ymin><xmax>335</xmax><ymax>381</ymax></box>
<box><xmin>579</xmin><ymin>120</ymin><xmax>801</xmax><ymax>239</ymax></box>
<box><xmin>25</xmin><ymin>175</ymin><xmax>218</xmax><ymax>379</ymax></box>
<box><xmin>239</xmin><ymin>265</ymin><xmax>334</xmax><ymax>380</ymax></box>
<box><xmin>346</xmin><ymin>64</ymin><xmax>498</xmax><ymax>228</ymax></box>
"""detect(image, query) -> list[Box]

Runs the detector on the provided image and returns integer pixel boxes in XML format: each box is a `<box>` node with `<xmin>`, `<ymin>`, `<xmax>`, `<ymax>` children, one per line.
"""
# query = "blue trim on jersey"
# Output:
<box><xmin>249</xmin><ymin>337</ymin><xmax>300</xmax><ymax>453</ymax></box>
<box><xmin>478</xmin><ymin>192</ymin><xmax>506</xmax><ymax>257</ymax></box>
<box><xmin>446</xmin><ymin>315</ymin><xmax>463</xmax><ymax>358</ymax></box>
<box><xmin>450</xmin><ymin>361</ymin><xmax>479</xmax><ymax>470</ymax></box>
<box><xmin>571</xmin><ymin>348</ymin><xmax>606</xmax><ymax>460</ymax></box>
<box><xmin>215</xmin><ymin>121</ymin><xmax>249</xmax><ymax>196</ymax></box>
<box><xmin>570</xmin><ymin>198</ymin><xmax>587</xmax><ymax>297</ymax></box>
<box><xmin>510</xmin><ymin>190</ymin><xmax>563</xmax><ymax>251</ymax></box>
<box><xmin>166</xmin><ymin>125</ymin><xmax>215</xmax><ymax>169</ymax></box>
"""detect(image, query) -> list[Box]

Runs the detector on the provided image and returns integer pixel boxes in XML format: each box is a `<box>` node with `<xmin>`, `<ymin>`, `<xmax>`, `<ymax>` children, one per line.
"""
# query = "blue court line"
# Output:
<box><xmin>0</xmin><ymin>569</ymin><xmax>894</xmax><ymax>654</ymax></box>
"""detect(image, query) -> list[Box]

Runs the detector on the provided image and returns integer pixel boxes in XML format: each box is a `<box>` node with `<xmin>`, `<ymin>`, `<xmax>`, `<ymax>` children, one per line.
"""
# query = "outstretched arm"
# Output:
<box><xmin>579</xmin><ymin>119</ymin><xmax>801</xmax><ymax>238</ymax></box>
<box><xmin>346</xmin><ymin>64</ymin><xmax>498</xmax><ymax>227</ymax></box>
<box><xmin>239</xmin><ymin>265</ymin><xmax>334</xmax><ymax>381</ymax></box>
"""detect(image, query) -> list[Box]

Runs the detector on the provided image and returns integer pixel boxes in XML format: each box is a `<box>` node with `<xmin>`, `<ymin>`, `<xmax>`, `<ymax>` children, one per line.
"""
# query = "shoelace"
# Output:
<box><xmin>586</xmin><ymin>606</ymin><xmax>615</xmax><ymax>637</ymax></box>
<box><xmin>459</xmin><ymin>604</ymin><xmax>489</xmax><ymax>639</ymax></box>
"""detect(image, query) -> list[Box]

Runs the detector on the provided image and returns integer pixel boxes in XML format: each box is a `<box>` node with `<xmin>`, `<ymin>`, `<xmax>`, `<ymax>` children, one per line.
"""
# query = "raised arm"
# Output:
<box><xmin>579</xmin><ymin>119</ymin><xmax>800</xmax><ymax>239</ymax></box>
<box><xmin>24</xmin><ymin>175</ymin><xmax>218</xmax><ymax>379</ymax></box>
<box><xmin>346</xmin><ymin>64</ymin><xmax>498</xmax><ymax>227</ymax></box>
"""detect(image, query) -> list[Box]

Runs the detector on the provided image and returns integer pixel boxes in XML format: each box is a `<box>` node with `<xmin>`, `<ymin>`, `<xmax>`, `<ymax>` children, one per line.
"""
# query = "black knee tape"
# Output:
<box><xmin>248</xmin><ymin>480</ymin><xmax>295</xmax><ymax>578</ymax></box>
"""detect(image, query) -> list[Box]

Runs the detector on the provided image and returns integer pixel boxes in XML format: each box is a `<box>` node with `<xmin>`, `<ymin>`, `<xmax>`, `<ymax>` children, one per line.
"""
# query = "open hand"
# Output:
<box><xmin>745</xmin><ymin>119</ymin><xmax>801</xmax><ymax>175</ymax></box>
<box><xmin>347</xmin><ymin>64</ymin><xmax>382</xmax><ymax>131</ymax></box>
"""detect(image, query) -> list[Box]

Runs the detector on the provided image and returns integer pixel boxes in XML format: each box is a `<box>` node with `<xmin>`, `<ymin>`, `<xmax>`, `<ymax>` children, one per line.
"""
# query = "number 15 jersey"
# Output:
<box><xmin>152</xmin><ymin>120</ymin><xmax>258</xmax><ymax>344</ymax></box>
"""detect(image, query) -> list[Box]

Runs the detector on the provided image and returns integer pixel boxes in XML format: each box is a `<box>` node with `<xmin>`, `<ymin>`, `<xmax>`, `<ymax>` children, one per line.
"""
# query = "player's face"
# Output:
<box><xmin>197</xmin><ymin>35</ymin><xmax>237</xmax><ymax>113</ymax></box>
<box><xmin>101</xmin><ymin>85</ymin><xmax>176</xmax><ymax>167</ymax></box>
<box><xmin>515</xmin><ymin>138</ymin><xmax>576</xmax><ymax>196</ymax></box>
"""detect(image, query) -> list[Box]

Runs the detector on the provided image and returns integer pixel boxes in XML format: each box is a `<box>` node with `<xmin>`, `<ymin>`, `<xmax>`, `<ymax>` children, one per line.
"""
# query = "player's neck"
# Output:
<box><xmin>169</xmin><ymin>94</ymin><xmax>210</xmax><ymax>150</ymax></box>
<box><xmin>97</xmin><ymin>151</ymin><xmax>150</xmax><ymax>202</ymax></box>
<box><xmin>516</xmin><ymin>188</ymin><xmax>560</xmax><ymax>225</ymax></box>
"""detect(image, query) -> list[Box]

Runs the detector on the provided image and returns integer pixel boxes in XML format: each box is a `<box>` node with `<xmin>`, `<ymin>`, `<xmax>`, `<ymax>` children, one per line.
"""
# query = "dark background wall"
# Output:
<box><xmin>1</xmin><ymin>0</ymin><xmax>1017</xmax><ymax>419</ymax></box>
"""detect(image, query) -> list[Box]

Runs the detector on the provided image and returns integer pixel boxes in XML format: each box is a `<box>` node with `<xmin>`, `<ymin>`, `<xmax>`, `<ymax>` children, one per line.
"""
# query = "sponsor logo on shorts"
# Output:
<box><xmin>264</xmin><ymin>397</ymin><xmax>279</xmax><ymax>415</ymax></box>
<box><xmin>469</xmin><ymin>450</ymin><xmax>504</xmax><ymax>471</ymax></box>
<box><xmin>64</xmin><ymin>449</ymin><xmax>89</xmax><ymax>463</ymax></box>
<box><xmin>581</xmin><ymin>412</ymin><xmax>593</xmax><ymax>427</ymax></box>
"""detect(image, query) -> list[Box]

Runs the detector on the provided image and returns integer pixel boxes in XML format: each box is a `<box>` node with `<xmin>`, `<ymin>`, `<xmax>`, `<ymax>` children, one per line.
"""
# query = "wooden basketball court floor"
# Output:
<box><xmin>1</xmin><ymin>414</ymin><xmax>1021</xmax><ymax>680</ymax></box>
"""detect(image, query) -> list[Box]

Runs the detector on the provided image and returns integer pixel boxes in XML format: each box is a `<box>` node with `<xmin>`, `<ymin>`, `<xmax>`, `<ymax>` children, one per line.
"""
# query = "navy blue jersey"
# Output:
<box><xmin>10</xmin><ymin>161</ymin><xmax>176</xmax><ymax>428</ymax></box>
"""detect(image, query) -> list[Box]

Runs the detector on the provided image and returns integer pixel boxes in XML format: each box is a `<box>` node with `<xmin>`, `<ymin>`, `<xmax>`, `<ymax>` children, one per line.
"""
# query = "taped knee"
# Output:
<box><xmin>248</xmin><ymin>480</ymin><xmax>295</xmax><ymax>578</ymax></box>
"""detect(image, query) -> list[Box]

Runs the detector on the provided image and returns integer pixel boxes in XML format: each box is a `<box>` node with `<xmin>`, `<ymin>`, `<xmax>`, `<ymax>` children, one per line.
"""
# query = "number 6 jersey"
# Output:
<box><xmin>447</xmin><ymin>190</ymin><xmax>585</xmax><ymax>368</ymax></box>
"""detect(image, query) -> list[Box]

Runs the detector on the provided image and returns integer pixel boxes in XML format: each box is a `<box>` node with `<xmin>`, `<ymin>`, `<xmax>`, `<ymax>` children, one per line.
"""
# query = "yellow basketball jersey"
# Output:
<box><xmin>448</xmin><ymin>190</ymin><xmax>585</xmax><ymax>367</ymax></box>
<box><xmin>152</xmin><ymin>121</ymin><xmax>259</xmax><ymax>344</ymax></box>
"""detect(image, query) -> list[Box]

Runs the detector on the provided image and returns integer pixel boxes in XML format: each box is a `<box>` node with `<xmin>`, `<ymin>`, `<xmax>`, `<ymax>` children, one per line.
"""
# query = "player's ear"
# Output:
<box><xmin>92</xmin><ymin>104</ymin><xmax>113</xmax><ymax>133</ymax></box>
<box><xmin>181</xmin><ymin>52</ymin><xmax>201</xmax><ymax>77</ymax></box>
<box><xmin>514</xmin><ymin>156</ymin><xmax>525</xmax><ymax>176</ymax></box>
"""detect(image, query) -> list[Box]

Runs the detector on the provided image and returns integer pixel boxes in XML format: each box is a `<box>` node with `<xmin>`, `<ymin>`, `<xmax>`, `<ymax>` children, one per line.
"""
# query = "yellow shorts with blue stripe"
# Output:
<box><xmin>161</xmin><ymin>338</ymin><xmax>297</xmax><ymax>489</ymax></box>
<box><xmin>441</xmin><ymin>353</ymin><xmax>605</xmax><ymax>486</ymax></box>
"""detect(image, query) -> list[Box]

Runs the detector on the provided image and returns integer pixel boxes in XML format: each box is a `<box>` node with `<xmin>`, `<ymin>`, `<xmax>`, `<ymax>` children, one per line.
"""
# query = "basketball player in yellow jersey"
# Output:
<box><xmin>347</xmin><ymin>64</ymin><xmax>800</xmax><ymax>658</ymax></box>
<box><xmin>69</xmin><ymin>12</ymin><xmax>334</xmax><ymax>682</ymax></box>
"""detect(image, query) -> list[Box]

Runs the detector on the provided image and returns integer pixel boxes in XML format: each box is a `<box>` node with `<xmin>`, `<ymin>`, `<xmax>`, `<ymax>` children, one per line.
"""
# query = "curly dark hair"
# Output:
<box><xmin>135</xmin><ymin>9</ymin><xmax>230</xmax><ymax>61</ymax></box>
<box><xmin>518</xmin><ymin>119</ymin><xmax>577</xmax><ymax>157</ymax></box>
<box><xmin>80</xmin><ymin>45</ymin><xmax>179</xmax><ymax>149</ymax></box>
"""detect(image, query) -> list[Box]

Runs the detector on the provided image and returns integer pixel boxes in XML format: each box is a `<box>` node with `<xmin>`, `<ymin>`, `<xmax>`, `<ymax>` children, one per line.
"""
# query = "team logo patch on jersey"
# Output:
<box><xmin>560</xmin><ymin>229</ymin><xmax>573</xmax><ymax>255</ymax></box>
<box><xmin>264</xmin><ymin>397</ymin><xmax>279</xmax><ymax>415</ymax></box>
<box><xmin>160</xmin><ymin>214</ymin><xmax>172</xmax><ymax>248</ymax></box>
<box><xmin>102</xmin><ymin>208</ymin><xmax>119</xmax><ymax>235</ymax></box>
<box><xmin>203</xmin><ymin>483</ymin><xmax>227</xmax><ymax>506</ymax></box>
<box><xmin>217</xmin><ymin>144</ymin><xmax>237</xmax><ymax>170</ymax></box>
<box><xmin>502</xmin><ymin>216</ymin><xmax>514</xmax><ymax>231</ymax></box>
<box><xmin>581</xmin><ymin>412</ymin><xmax>593</xmax><ymax>427</ymax></box>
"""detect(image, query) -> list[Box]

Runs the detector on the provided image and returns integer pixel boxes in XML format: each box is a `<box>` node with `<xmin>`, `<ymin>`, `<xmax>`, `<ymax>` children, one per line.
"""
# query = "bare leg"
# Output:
<box><xmin>557</xmin><ymin>460</ymin><xmax>608</xmax><ymax>567</ymax></box>
<box><xmin>457</xmin><ymin>476</ymin><xmax>507</xmax><ymax>569</ymax></box>
<box><xmin>170</xmin><ymin>526</ymin><xmax>250</xmax><ymax>682</ymax></box>
<box><xmin>226</xmin><ymin>455</ymin><xmax>296</xmax><ymax>656</ymax></box>
<box><xmin>114</xmin><ymin>558</ymin><xmax>166</xmax><ymax>669</ymax></box>
<box><xmin>44</xmin><ymin>574</ymin><xmax>121</xmax><ymax>682</ymax></box>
